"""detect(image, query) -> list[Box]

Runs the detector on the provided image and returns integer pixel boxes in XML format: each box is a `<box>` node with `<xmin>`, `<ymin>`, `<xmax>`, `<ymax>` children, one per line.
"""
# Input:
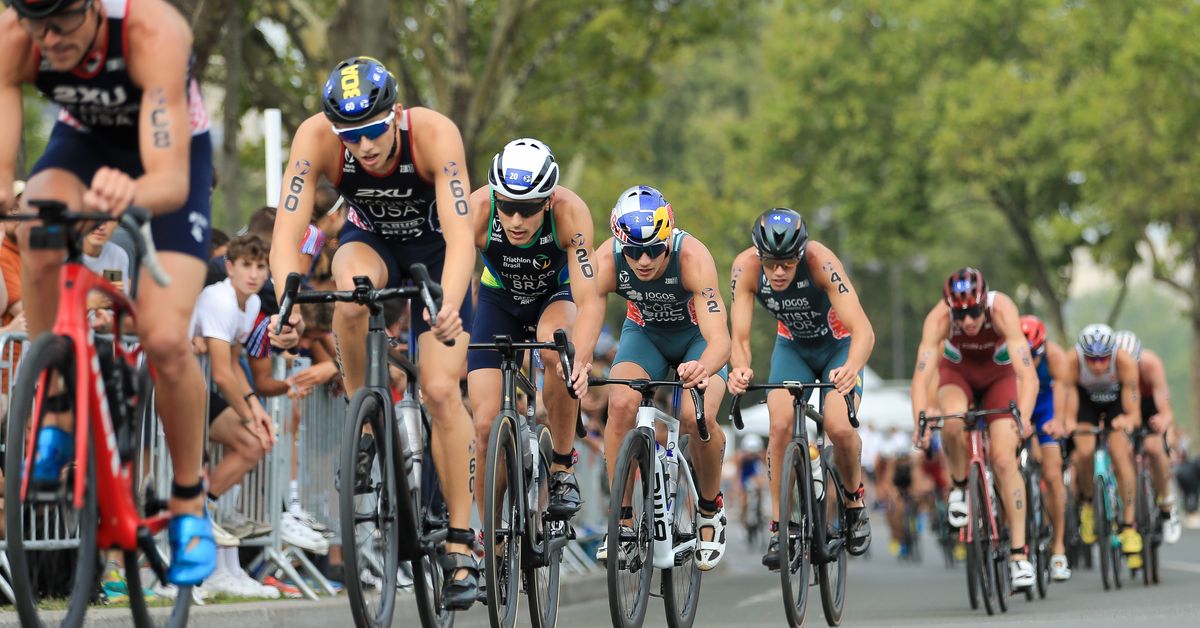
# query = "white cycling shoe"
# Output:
<box><xmin>1050</xmin><ymin>554</ymin><xmax>1072</xmax><ymax>581</ymax></box>
<box><xmin>1163</xmin><ymin>504</ymin><xmax>1183</xmax><ymax>545</ymax></box>
<box><xmin>947</xmin><ymin>487</ymin><xmax>969</xmax><ymax>528</ymax></box>
<box><xmin>1010</xmin><ymin>559</ymin><xmax>1035</xmax><ymax>589</ymax></box>
<box><xmin>695</xmin><ymin>506</ymin><xmax>728</xmax><ymax>571</ymax></box>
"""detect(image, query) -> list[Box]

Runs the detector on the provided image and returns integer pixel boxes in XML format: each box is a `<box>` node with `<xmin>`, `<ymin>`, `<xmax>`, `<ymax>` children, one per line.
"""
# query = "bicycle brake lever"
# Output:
<box><xmin>275</xmin><ymin>272</ymin><xmax>302</xmax><ymax>335</ymax></box>
<box><xmin>691</xmin><ymin>387</ymin><xmax>709</xmax><ymax>442</ymax></box>
<box><xmin>729</xmin><ymin>394</ymin><xmax>745</xmax><ymax>431</ymax></box>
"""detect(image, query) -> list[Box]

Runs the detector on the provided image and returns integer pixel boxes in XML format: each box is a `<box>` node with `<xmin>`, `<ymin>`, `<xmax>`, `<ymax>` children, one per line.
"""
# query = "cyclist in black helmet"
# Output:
<box><xmin>269</xmin><ymin>55</ymin><xmax>480</xmax><ymax>609</ymax></box>
<box><xmin>728</xmin><ymin>207</ymin><xmax>876</xmax><ymax>567</ymax></box>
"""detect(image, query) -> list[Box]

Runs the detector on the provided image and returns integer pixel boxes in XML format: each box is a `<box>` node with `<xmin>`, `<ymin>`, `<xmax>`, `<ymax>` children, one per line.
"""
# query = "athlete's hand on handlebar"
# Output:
<box><xmin>827</xmin><ymin>365</ymin><xmax>859</xmax><ymax>397</ymax></box>
<box><xmin>424</xmin><ymin>305</ymin><xmax>462</xmax><ymax>345</ymax></box>
<box><xmin>676</xmin><ymin>360</ymin><xmax>709</xmax><ymax>389</ymax></box>
<box><xmin>1044</xmin><ymin>418</ymin><xmax>1064</xmax><ymax>440</ymax></box>
<box><xmin>727</xmin><ymin>367</ymin><xmax>753</xmax><ymax>395</ymax></box>
<box><xmin>563</xmin><ymin>356</ymin><xmax>592</xmax><ymax>400</ymax></box>
<box><xmin>268</xmin><ymin>312</ymin><xmax>304</xmax><ymax>349</ymax></box>
<box><xmin>83</xmin><ymin>167</ymin><xmax>137</xmax><ymax>217</ymax></box>
<box><xmin>1110</xmin><ymin>414</ymin><xmax>1134</xmax><ymax>433</ymax></box>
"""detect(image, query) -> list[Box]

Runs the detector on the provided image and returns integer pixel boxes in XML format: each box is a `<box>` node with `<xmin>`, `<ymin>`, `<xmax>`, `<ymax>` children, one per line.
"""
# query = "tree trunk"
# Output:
<box><xmin>1105</xmin><ymin>268</ymin><xmax>1131</xmax><ymax>326</ymax></box>
<box><xmin>991</xmin><ymin>191</ymin><xmax>1068</xmax><ymax>339</ymax></box>
<box><xmin>1190</xmin><ymin>234</ymin><xmax>1200</xmax><ymax>438</ymax></box>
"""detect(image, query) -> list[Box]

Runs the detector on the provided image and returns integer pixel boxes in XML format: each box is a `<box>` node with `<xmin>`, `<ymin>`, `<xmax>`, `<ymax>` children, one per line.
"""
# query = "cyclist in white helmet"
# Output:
<box><xmin>466</xmin><ymin>137</ymin><xmax>603</xmax><ymax>525</ymax></box>
<box><xmin>1062</xmin><ymin>323</ymin><xmax>1144</xmax><ymax>564</ymax></box>
<box><xmin>1114</xmin><ymin>330</ymin><xmax>1181</xmax><ymax>543</ymax></box>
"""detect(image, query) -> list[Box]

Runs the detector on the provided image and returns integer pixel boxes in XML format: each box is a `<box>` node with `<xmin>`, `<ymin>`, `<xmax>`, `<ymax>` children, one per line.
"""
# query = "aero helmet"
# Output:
<box><xmin>752</xmin><ymin>207</ymin><xmax>808</xmax><ymax>259</ymax></box>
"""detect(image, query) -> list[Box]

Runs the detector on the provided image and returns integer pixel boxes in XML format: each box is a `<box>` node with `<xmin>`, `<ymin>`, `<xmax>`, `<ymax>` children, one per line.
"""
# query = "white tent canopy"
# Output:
<box><xmin>731</xmin><ymin>366</ymin><xmax>913</xmax><ymax>436</ymax></box>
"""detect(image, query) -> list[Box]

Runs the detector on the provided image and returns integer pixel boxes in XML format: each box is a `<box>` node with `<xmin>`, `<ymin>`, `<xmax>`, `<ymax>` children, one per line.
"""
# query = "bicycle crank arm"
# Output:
<box><xmin>138</xmin><ymin>527</ymin><xmax>170</xmax><ymax>583</ymax></box>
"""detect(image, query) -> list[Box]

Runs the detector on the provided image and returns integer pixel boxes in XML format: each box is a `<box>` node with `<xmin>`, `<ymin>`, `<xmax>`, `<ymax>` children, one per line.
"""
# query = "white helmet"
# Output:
<box><xmin>488</xmin><ymin>137</ymin><xmax>559</xmax><ymax>201</ymax></box>
<box><xmin>1113</xmin><ymin>330</ymin><xmax>1141</xmax><ymax>360</ymax></box>
<box><xmin>741</xmin><ymin>434</ymin><xmax>764</xmax><ymax>454</ymax></box>
<box><xmin>1077</xmin><ymin>323</ymin><xmax>1116</xmax><ymax>358</ymax></box>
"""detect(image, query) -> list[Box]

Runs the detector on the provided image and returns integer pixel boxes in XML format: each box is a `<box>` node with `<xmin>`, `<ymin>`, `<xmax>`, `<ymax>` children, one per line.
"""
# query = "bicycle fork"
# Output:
<box><xmin>641</xmin><ymin>407</ymin><xmax>681</xmax><ymax>570</ymax></box>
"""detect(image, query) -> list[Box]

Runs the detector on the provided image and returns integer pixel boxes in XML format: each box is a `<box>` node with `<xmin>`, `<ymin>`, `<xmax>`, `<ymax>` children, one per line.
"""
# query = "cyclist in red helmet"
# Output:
<box><xmin>1020</xmin><ymin>314</ymin><xmax>1073</xmax><ymax>580</ymax></box>
<box><xmin>910</xmin><ymin>267</ymin><xmax>1039</xmax><ymax>590</ymax></box>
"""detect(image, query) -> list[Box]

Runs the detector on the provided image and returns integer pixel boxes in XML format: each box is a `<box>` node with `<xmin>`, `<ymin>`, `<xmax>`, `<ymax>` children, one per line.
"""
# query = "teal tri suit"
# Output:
<box><xmin>467</xmin><ymin>192</ymin><xmax>572</xmax><ymax>371</ymax></box>
<box><xmin>611</xmin><ymin>230</ymin><xmax>728</xmax><ymax>381</ymax></box>
<box><xmin>755</xmin><ymin>261</ymin><xmax>862</xmax><ymax>401</ymax></box>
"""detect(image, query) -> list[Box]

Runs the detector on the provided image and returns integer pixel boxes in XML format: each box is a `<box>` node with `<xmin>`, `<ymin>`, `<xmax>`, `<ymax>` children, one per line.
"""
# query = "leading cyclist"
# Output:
<box><xmin>910</xmin><ymin>268</ymin><xmax>1038</xmax><ymax>589</ymax></box>
<box><xmin>269</xmin><ymin>57</ymin><xmax>479</xmax><ymax>608</ymax></box>
<box><xmin>727</xmin><ymin>207</ymin><xmax>875</xmax><ymax>566</ymax></box>
<box><xmin>1</xmin><ymin>0</ymin><xmax>215</xmax><ymax>584</ymax></box>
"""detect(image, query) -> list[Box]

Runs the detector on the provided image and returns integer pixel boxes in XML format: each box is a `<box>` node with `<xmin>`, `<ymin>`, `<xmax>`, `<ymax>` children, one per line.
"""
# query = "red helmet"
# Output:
<box><xmin>1020</xmin><ymin>315</ymin><xmax>1047</xmax><ymax>356</ymax></box>
<box><xmin>943</xmin><ymin>267</ymin><xmax>988</xmax><ymax>311</ymax></box>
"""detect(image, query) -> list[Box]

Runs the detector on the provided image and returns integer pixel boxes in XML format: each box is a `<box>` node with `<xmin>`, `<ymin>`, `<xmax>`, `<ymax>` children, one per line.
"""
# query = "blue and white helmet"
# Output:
<box><xmin>1113</xmin><ymin>330</ymin><xmax>1141</xmax><ymax>361</ymax></box>
<box><xmin>1077</xmin><ymin>323</ymin><xmax>1116</xmax><ymax>358</ymax></box>
<box><xmin>488</xmin><ymin>138</ymin><xmax>559</xmax><ymax>201</ymax></box>
<box><xmin>609</xmin><ymin>185</ymin><xmax>675</xmax><ymax>245</ymax></box>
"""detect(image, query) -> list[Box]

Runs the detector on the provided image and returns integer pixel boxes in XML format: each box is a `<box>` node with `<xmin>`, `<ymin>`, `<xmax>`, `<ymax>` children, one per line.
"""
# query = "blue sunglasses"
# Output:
<box><xmin>621</xmin><ymin>242</ymin><xmax>668</xmax><ymax>260</ymax></box>
<box><xmin>331</xmin><ymin>111</ymin><xmax>395</xmax><ymax>144</ymax></box>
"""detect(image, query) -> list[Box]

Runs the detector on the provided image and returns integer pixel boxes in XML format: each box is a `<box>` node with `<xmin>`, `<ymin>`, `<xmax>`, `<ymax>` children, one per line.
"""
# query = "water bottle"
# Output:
<box><xmin>398</xmin><ymin>400</ymin><xmax>423</xmax><ymax>479</ymax></box>
<box><xmin>809</xmin><ymin>444</ymin><xmax>825</xmax><ymax>501</ymax></box>
<box><xmin>526</xmin><ymin>427</ymin><xmax>539</xmax><ymax>474</ymax></box>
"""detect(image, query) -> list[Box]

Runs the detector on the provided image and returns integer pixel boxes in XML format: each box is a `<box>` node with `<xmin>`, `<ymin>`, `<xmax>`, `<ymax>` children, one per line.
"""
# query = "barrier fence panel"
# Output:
<box><xmin>296</xmin><ymin>374</ymin><xmax>344</xmax><ymax>539</ymax></box>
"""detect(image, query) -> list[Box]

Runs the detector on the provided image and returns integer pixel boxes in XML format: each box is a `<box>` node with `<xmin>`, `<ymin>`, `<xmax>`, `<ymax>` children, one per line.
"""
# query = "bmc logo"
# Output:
<box><xmin>52</xmin><ymin>85</ymin><xmax>129</xmax><ymax>107</ymax></box>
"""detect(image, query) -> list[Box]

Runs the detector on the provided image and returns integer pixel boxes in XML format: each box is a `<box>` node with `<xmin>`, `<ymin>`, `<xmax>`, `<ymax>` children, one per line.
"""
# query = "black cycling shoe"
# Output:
<box><xmin>442</xmin><ymin>529</ymin><xmax>482</xmax><ymax>611</ymax></box>
<box><xmin>762</xmin><ymin>531</ymin><xmax>781</xmax><ymax>570</ymax></box>
<box><xmin>546</xmin><ymin>470</ymin><xmax>582</xmax><ymax>520</ymax></box>
<box><xmin>846</xmin><ymin>506</ymin><xmax>871</xmax><ymax>556</ymax></box>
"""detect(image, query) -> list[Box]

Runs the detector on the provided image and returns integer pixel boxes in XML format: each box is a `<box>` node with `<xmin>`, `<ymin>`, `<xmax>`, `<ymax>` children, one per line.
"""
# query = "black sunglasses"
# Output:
<box><xmin>951</xmin><ymin>305</ymin><xmax>986</xmax><ymax>321</ymax></box>
<box><xmin>621</xmin><ymin>242</ymin><xmax>668</xmax><ymax>261</ymax></box>
<box><xmin>495</xmin><ymin>198</ymin><xmax>548</xmax><ymax>218</ymax></box>
<box><xmin>19</xmin><ymin>0</ymin><xmax>94</xmax><ymax>38</ymax></box>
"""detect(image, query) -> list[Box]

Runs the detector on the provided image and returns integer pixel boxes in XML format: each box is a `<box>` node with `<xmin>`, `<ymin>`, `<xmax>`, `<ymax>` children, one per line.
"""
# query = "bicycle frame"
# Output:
<box><xmin>1081</xmin><ymin>427</ymin><xmax>1121</xmax><ymax>547</ymax></box>
<box><xmin>631</xmin><ymin>403</ymin><xmax>698</xmax><ymax>570</ymax></box>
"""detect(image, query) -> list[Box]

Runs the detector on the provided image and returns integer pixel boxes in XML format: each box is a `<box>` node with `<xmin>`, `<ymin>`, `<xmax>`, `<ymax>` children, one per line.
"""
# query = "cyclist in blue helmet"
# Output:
<box><xmin>728</xmin><ymin>207</ymin><xmax>876</xmax><ymax>566</ymax></box>
<box><xmin>591</xmin><ymin>185</ymin><xmax>732</xmax><ymax>570</ymax></box>
<box><xmin>270</xmin><ymin>55</ymin><xmax>481</xmax><ymax>609</ymax></box>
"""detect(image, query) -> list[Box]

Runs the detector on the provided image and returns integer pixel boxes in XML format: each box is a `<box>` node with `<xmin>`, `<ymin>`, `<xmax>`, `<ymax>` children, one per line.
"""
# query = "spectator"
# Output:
<box><xmin>210</xmin><ymin>228</ymin><xmax>230</xmax><ymax>260</ymax></box>
<box><xmin>82</xmin><ymin>220</ymin><xmax>132</xmax><ymax>332</ymax></box>
<box><xmin>1</xmin><ymin>179</ymin><xmax>25</xmax><ymax>331</ymax></box>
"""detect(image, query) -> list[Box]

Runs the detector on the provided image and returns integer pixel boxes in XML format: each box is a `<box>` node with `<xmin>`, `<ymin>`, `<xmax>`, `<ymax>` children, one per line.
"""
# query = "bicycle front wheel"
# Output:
<box><xmin>1135</xmin><ymin>467</ymin><xmax>1153</xmax><ymax>587</ymax></box>
<box><xmin>4</xmin><ymin>333</ymin><xmax>98</xmax><ymax>628</ymax></box>
<box><xmin>967</xmin><ymin>464</ymin><xmax>995</xmax><ymax>615</ymax></box>
<box><xmin>662</xmin><ymin>437</ymin><xmax>701</xmax><ymax>628</ymax></box>
<box><xmin>606</xmin><ymin>427</ymin><xmax>654</xmax><ymax>628</ymax></box>
<box><xmin>341</xmin><ymin>392</ymin><xmax>400</xmax><ymax>628</ymax></box>
<box><xmin>817</xmin><ymin>447</ymin><xmax>848</xmax><ymax>627</ymax></box>
<box><xmin>484</xmin><ymin>412</ymin><xmax>522</xmax><ymax>627</ymax></box>
<box><xmin>1095</xmin><ymin>475</ymin><xmax>1113</xmax><ymax>591</ymax></box>
<box><xmin>777</xmin><ymin>441</ymin><xmax>810</xmax><ymax>627</ymax></box>
<box><xmin>524</xmin><ymin>423</ymin><xmax>562</xmax><ymax>628</ymax></box>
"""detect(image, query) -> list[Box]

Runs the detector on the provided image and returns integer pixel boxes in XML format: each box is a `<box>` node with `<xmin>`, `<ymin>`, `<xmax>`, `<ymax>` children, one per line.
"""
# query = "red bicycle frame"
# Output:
<box><xmin>958</xmin><ymin>416</ymin><xmax>1000</xmax><ymax>547</ymax></box>
<box><xmin>17</xmin><ymin>261</ymin><xmax>168</xmax><ymax>552</ymax></box>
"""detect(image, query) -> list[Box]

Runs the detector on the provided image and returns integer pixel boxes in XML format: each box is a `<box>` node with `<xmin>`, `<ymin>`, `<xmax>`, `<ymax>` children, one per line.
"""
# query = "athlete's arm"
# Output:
<box><xmin>910</xmin><ymin>304</ymin><xmax>950</xmax><ymax>419</ymax></box>
<box><xmin>410</xmin><ymin>108</ymin><xmax>473</xmax><ymax>341</ymax></box>
<box><xmin>810</xmin><ymin>241</ymin><xmax>875</xmax><ymax>396</ymax></box>
<box><xmin>727</xmin><ymin>249</ymin><xmax>759</xmax><ymax>395</ymax></box>
<box><xmin>122</xmin><ymin>4</ymin><xmax>195</xmax><ymax>214</ymax></box>
<box><xmin>555</xmin><ymin>188</ymin><xmax>602</xmax><ymax>393</ymax></box>
<box><xmin>270</xmin><ymin>116</ymin><xmax>327</xmax><ymax>303</ymax></box>
<box><xmin>593</xmin><ymin>237</ymin><xmax>617</xmax><ymax>299</ymax></box>
<box><xmin>0</xmin><ymin>16</ymin><xmax>35</xmax><ymax>210</ymax></box>
<box><xmin>467</xmin><ymin>186</ymin><xmax>492</xmax><ymax>251</ymax></box>
<box><xmin>991</xmin><ymin>293</ymin><xmax>1038</xmax><ymax>429</ymax></box>
<box><xmin>1116</xmin><ymin>348</ymin><xmax>1142</xmax><ymax>430</ymax></box>
<box><xmin>1046</xmin><ymin>342</ymin><xmax>1071</xmax><ymax>437</ymax></box>
<box><xmin>1144</xmin><ymin>351</ymin><xmax>1173</xmax><ymax>432</ymax></box>
<box><xmin>679</xmin><ymin>236</ymin><xmax>730</xmax><ymax>388</ymax></box>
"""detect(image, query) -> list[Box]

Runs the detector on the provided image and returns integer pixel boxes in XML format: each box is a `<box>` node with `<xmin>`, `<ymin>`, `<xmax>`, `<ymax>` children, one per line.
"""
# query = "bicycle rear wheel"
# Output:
<box><xmin>817</xmin><ymin>447</ymin><xmax>847</xmax><ymax>626</ymax></box>
<box><xmin>1135</xmin><ymin>467</ymin><xmax>1153</xmax><ymax>586</ymax></box>
<box><xmin>1022</xmin><ymin>471</ymin><xmax>1038</xmax><ymax>601</ymax></box>
<box><xmin>412</xmin><ymin>445</ymin><xmax>454</xmax><ymax>628</ymax></box>
<box><xmin>341</xmin><ymin>392</ymin><xmax>400</xmax><ymax>628</ymax></box>
<box><xmin>4</xmin><ymin>334</ymin><xmax>98</xmax><ymax>628</ymax></box>
<box><xmin>484</xmin><ymin>412</ymin><xmax>522</xmax><ymax>627</ymax></box>
<box><xmin>606</xmin><ymin>427</ymin><xmax>654</xmax><ymax>628</ymax></box>
<box><xmin>967</xmin><ymin>464</ymin><xmax>995</xmax><ymax>615</ymax></box>
<box><xmin>524</xmin><ymin>423</ymin><xmax>563</xmax><ymax>628</ymax></box>
<box><xmin>1095</xmin><ymin>476</ymin><xmax>1113</xmax><ymax>591</ymax></box>
<box><xmin>662</xmin><ymin>438</ymin><xmax>701</xmax><ymax>628</ymax></box>
<box><xmin>777</xmin><ymin>442</ymin><xmax>810</xmax><ymax>627</ymax></box>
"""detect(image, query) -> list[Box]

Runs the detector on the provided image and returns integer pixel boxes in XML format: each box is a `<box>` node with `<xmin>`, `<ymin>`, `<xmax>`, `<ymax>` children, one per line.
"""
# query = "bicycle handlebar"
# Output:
<box><xmin>586</xmin><ymin>377</ymin><xmax>709</xmax><ymax>442</ymax></box>
<box><xmin>6</xmin><ymin>200</ymin><xmax>171</xmax><ymax>288</ymax></box>
<box><xmin>467</xmin><ymin>329</ymin><xmax>584</xmax><ymax>438</ymax></box>
<box><xmin>918</xmin><ymin>401</ymin><xmax>1021</xmax><ymax>442</ymax></box>
<box><xmin>728</xmin><ymin>381</ymin><xmax>858</xmax><ymax>430</ymax></box>
<box><xmin>275</xmin><ymin>263</ymin><xmax>449</xmax><ymax>345</ymax></box>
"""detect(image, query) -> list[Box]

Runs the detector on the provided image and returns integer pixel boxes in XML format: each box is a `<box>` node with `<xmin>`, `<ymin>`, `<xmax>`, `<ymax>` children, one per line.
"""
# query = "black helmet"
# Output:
<box><xmin>321</xmin><ymin>56</ymin><xmax>398</xmax><ymax>126</ymax></box>
<box><xmin>6</xmin><ymin>0</ymin><xmax>79</xmax><ymax>18</ymax></box>
<box><xmin>751</xmin><ymin>207</ymin><xmax>808</xmax><ymax>259</ymax></box>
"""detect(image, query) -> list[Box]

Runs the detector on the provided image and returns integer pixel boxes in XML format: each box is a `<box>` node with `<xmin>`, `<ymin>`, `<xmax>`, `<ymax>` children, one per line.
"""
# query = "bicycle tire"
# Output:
<box><xmin>777</xmin><ymin>442</ymin><xmax>810</xmax><ymax>627</ymax></box>
<box><xmin>817</xmin><ymin>447</ymin><xmax>847</xmax><ymax>626</ymax></box>
<box><xmin>1135</xmin><ymin>468</ymin><xmax>1153</xmax><ymax>587</ymax></box>
<box><xmin>990</xmin><ymin>473</ymin><xmax>1009</xmax><ymax>614</ymax></box>
<box><xmin>341</xmin><ymin>391</ymin><xmax>400</xmax><ymax>628</ymax></box>
<box><xmin>606</xmin><ymin>427</ymin><xmax>654</xmax><ymax>628</ymax></box>
<box><xmin>412</xmin><ymin>443</ymin><xmax>454</xmax><ymax>628</ymax></box>
<box><xmin>4</xmin><ymin>334</ymin><xmax>98</xmax><ymax>628</ymax></box>
<box><xmin>662</xmin><ymin>438</ymin><xmax>701</xmax><ymax>628</ymax></box>
<box><xmin>1022</xmin><ymin>471</ymin><xmax>1037</xmax><ymax>602</ymax></box>
<box><xmin>968</xmin><ymin>464</ymin><xmax>995</xmax><ymax>615</ymax></box>
<box><xmin>484</xmin><ymin>412</ymin><xmax>522</xmax><ymax>627</ymax></box>
<box><xmin>524</xmin><ymin>423</ymin><xmax>562</xmax><ymax>628</ymax></box>
<box><xmin>1095</xmin><ymin>476</ymin><xmax>1112</xmax><ymax>591</ymax></box>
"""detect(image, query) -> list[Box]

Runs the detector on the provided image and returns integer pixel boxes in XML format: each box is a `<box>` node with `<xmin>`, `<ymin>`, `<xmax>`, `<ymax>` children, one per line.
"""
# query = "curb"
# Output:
<box><xmin>0</xmin><ymin>571</ymin><xmax>609</xmax><ymax>627</ymax></box>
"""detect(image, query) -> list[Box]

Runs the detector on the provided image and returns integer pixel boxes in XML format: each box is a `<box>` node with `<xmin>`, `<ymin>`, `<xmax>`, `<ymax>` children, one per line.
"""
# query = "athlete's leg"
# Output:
<box><xmin>417</xmin><ymin>331</ymin><xmax>474</xmax><ymax>561</ymax></box>
<box><xmin>1040</xmin><ymin>444</ymin><xmax>1067</xmax><ymax>555</ymax></box>
<box><xmin>603</xmin><ymin>360</ymin><xmax>653</xmax><ymax>496</ymax></box>
<box><xmin>678</xmin><ymin>373</ymin><xmax>728</xmax><ymax>507</ymax></box>
<box><xmin>765</xmin><ymin>389</ymin><xmax>794</xmax><ymax>522</ymax></box>
<box><xmin>822</xmin><ymin>389</ymin><xmax>863</xmax><ymax>505</ymax></box>
<box><xmin>208</xmin><ymin>408</ymin><xmax>270</xmax><ymax>497</ymax></box>
<box><xmin>1072</xmin><ymin>432</ymin><xmax>1096</xmax><ymax>499</ymax></box>
<box><xmin>934</xmin><ymin>384</ymin><xmax>970</xmax><ymax>482</ymax></box>
<box><xmin>537</xmin><ymin>298</ymin><xmax>583</xmax><ymax>518</ymax></box>
<box><xmin>467</xmin><ymin>367</ymin><xmax>502</xmax><ymax>523</ymax></box>
<box><xmin>1144</xmin><ymin>433</ymin><xmax>1172</xmax><ymax>507</ymax></box>
<box><xmin>987</xmin><ymin>419</ymin><xmax>1026</xmax><ymax>552</ymax></box>
<box><xmin>330</xmin><ymin>243</ymin><xmax>389</xmax><ymax>395</ymax></box>
<box><xmin>1108</xmin><ymin>428</ymin><xmax>1137</xmax><ymax>525</ymax></box>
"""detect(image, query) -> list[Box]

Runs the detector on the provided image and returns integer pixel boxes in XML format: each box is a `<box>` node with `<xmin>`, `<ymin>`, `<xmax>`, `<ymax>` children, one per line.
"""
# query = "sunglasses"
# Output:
<box><xmin>621</xmin><ymin>242</ymin><xmax>668</xmax><ymax>261</ymax></box>
<box><xmin>950</xmin><ymin>305</ymin><xmax>986</xmax><ymax>321</ymax></box>
<box><xmin>330</xmin><ymin>111</ymin><xmax>395</xmax><ymax>144</ymax></box>
<box><xmin>495</xmin><ymin>198</ymin><xmax>548</xmax><ymax>218</ymax></box>
<box><xmin>760</xmin><ymin>257</ymin><xmax>799</xmax><ymax>272</ymax></box>
<box><xmin>19</xmin><ymin>0</ymin><xmax>94</xmax><ymax>38</ymax></box>
<box><xmin>1084</xmin><ymin>354</ymin><xmax>1111</xmax><ymax>364</ymax></box>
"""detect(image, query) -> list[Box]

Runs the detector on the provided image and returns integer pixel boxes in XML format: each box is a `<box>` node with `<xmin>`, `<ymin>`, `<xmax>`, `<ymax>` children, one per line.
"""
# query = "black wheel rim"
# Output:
<box><xmin>819</xmin><ymin>450</ymin><xmax>847</xmax><ymax>626</ymax></box>
<box><xmin>778</xmin><ymin>443</ymin><xmax>809</xmax><ymax>626</ymax></box>
<box><xmin>663</xmin><ymin>447</ymin><xmax>701</xmax><ymax>628</ymax></box>
<box><xmin>607</xmin><ymin>429</ymin><xmax>653</xmax><ymax>628</ymax></box>
<box><xmin>485</xmin><ymin>414</ymin><xmax>521</xmax><ymax>626</ymax></box>
<box><xmin>970</xmin><ymin>466</ymin><xmax>995</xmax><ymax>615</ymax></box>
<box><xmin>525</xmin><ymin>424</ymin><xmax>561</xmax><ymax>628</ymax></box>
